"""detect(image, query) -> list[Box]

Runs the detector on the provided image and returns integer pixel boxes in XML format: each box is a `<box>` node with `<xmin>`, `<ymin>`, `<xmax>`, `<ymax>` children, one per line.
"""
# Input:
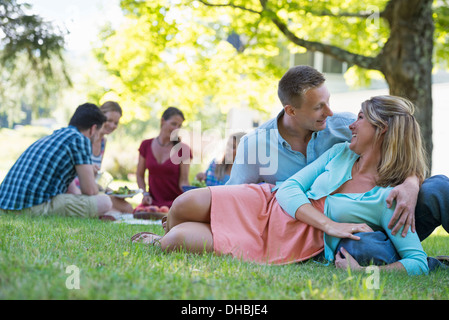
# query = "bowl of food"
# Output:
<box><xmin>106</xmin><ymin>186</ymin><xmax>143</xmax><ymax>198</ymax></box>
<box><xmin>182</xmin><ymin>179</ymin><xmax>207</xmax><ymax>192</ymax></box>
<box><xmin>133</xmin><ymin>205</ymin><xmax>170</xmax><ymax>220</ymax></box>
<box><xmin>182</xmin><ymin>185</ymin><xmax>198</xmax><ymax>192</ymax></box>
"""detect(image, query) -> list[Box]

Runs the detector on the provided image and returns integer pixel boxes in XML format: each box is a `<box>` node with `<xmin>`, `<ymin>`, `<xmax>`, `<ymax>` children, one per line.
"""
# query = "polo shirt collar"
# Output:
<box><xmin>275</xmin><ymin>110</ymin><xmax>318</xmax><ymax>151</ymax></box>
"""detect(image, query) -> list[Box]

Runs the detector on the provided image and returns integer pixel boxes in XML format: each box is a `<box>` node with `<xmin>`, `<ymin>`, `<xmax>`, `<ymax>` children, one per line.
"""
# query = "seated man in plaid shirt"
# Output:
<box><xmin>0</xmin><ymin>103</ymin><xmax>113</xmax><ymax>218</ymax></box>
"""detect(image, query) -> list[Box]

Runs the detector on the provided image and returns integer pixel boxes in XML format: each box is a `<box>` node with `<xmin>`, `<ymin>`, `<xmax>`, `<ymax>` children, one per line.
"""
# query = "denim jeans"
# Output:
<box><xmin>415</xmin><ymin>175</ymin><xmax>449</xmax><ymax>241</ymax></box>
<box><xmin>336</xmin><ymin>231</ymin><xmax>401</xmax><ymax>266</ymax></box>
<box><xmin>336</xmin><ymin>231</ymin><xmax>447</xmax><ymax>272</ymax></box>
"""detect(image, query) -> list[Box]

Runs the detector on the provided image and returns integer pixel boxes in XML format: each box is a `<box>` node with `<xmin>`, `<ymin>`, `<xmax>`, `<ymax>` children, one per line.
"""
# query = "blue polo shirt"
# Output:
<box><xmin>226</xmin><ymin>111</ymin><xmax>356</xmax><ymax>186</ymax></box>
<box><xmin>0</xmin><ymin>126</ymin><xmax>92</xmax><ymax>210</ymax></box>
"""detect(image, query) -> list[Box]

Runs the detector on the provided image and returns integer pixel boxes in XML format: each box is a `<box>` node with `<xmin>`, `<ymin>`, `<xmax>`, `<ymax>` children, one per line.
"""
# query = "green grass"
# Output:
<box><xmin>1</xmin><ymin>213</ymin><xmax>448</xmax><ymax>300</ymax></box>
<box><xmin>1</xmin><ymin>127</ymin><xmax>448</xmax><ymax>301</ymax></box>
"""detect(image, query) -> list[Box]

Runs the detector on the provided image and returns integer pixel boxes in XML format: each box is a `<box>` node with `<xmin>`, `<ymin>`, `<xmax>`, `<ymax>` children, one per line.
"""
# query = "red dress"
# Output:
<box><xmin>138</xmin><ymin>139</ymin><xmax>192</xmax><ymax>207</ymax></box>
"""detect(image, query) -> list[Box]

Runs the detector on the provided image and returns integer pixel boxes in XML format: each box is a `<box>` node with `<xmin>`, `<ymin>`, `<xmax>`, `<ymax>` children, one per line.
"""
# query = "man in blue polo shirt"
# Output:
<box><xmin>228</xmin><ymin>65</ymin><xmax>355</xmax><ymax>185</ymax></box>
<box><xmin>0</xmin><ymin>103</ymin><xmax>113</xmax><ymax>217</ymax></box>
<box><xmin>227</xmin><ymin>65</ymin><xmax>449</xmax><ymax>242</ymax></box>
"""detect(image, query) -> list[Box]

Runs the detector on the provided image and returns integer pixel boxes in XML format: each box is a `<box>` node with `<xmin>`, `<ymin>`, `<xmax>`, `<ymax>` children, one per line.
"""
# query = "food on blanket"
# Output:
<box><xmin>112</xmin><ymin>186</ymin><xmax>132</xmax><ymax>195</ymax></box>
<box><xmin>147</xmin><ymin>205</ymin><xmax>159</xmax><ymax>213</ymax></box>
<box><xmin>133</xmin><ymin>204</ymin><xmax>168</xmax><ymax>220</ymax></box>
<box><xmin>99</xmin><ymin>215</ymin><xmax>116</xmax><ymax>222</ymax></box>
<box><xmin>159</xmin><ymin>206</ymin><xmax>169</xmax><ymax>213</ymax></box>
<box><xmin>191</xmin><ymin>179</ymin><xmax>207</xmax><ymax>188</ymax></box>
<box><xmin>134</xmin><ymin>211</ymin><xmax>165</xmax><ymax>220</ymax></box>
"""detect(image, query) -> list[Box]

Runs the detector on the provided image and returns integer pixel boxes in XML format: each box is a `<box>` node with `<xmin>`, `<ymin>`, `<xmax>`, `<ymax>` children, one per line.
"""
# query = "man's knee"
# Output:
<box><xmin>416</xmin><ymin>175</ymin><xmax>449</xmax><ymax>237</ymax></box>
<box><xmin>97</xmin><ymin>195</ymin><xmax>113</xmax><ymax>215</ymax></box>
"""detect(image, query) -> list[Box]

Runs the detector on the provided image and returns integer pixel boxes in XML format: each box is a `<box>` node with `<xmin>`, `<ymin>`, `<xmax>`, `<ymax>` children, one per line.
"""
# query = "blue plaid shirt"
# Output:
<box><xmin>0</xmin><ymin>126</ymin><xmax>92</xmax><ymax>210</ymax></box>
<box><xmin>205</xmin><ymin>161</ymin><xmax>230</xmax><ymax>186</ymax></box>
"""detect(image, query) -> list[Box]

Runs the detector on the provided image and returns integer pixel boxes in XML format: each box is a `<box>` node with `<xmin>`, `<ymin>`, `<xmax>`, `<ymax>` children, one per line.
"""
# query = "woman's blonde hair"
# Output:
<box><xmin>361</xmin><ymin>95</ymin><xmax>429</xmax><ymax>187</ymax></box>
<box><xmin>100</xmin><ymin>101</ymin><xmax>123</xmax><ymax>115</ymax></box>
<box><xmin>215</xmin><ymin>132</ymin><xmax>246</xmax><ymax>181</ymax></box>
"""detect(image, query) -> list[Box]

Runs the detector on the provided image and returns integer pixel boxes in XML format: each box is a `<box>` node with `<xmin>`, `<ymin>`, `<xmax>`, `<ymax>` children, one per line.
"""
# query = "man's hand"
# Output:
<box><xmin>386</xmin><ymin>176</ymin><xmax>420</xmax><ymax>237</ymax></box>
<box><xmin>335</xmin><ymin>247</ymin><xmax>363</xmax><ymax>271</ymax></box>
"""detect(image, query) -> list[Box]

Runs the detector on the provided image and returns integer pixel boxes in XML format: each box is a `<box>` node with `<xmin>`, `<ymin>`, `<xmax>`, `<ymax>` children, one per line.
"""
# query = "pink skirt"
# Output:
<box><xmin>210</xmin><ymin>183</ymin><xmax>324</xmax><ymax>265</ymax></box>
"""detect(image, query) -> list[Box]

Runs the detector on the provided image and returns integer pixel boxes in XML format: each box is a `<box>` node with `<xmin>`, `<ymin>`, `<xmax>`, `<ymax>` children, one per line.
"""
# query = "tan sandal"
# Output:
<box><xmin>162</xmin><ymin>216</ymin><xmax>168</xmax><ymax>233</ymax></box>
<box><xmin>131</xmin><ymin>232</ymin><xmax>162</xmax><ymax>245</ymax></box>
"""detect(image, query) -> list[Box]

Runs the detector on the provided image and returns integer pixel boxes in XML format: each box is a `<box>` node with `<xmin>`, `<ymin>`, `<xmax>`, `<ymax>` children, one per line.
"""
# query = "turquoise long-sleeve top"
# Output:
<box><xmin>275</xmin><ymin>142</ymin><xmax>429</xmax><ymax>275</ymax></box>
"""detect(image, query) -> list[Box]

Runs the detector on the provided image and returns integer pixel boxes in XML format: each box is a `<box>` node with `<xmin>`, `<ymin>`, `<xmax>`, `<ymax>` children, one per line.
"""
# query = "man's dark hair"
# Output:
<box><xmin>68</xmin><ymin>103</ymin><xmax>107</xmax><ymax>131</ymax></box>
<box><xmin>278</xmin><ymin>65</ymin><xmax>326</xmax><ymax>108</ymax></box>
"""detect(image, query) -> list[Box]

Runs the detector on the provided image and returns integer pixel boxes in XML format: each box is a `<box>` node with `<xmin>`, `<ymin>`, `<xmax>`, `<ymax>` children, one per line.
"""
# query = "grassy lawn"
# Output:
<box><xmin>1</xmin><ymin>127</ymin><xmax>448</xmax><ymax>302</ymax></box>
<box><xmin>0</xmin><ymin>213</ymin><xmax>448</xmax><ymax>300</ymax></box>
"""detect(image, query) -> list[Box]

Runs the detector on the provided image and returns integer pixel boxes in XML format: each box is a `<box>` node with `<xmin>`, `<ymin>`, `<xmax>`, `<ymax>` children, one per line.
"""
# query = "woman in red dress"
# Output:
<box><xmin>136</xmin><ymin>107</ymin><xmax>192</xmax><ymax>209</ymax></box>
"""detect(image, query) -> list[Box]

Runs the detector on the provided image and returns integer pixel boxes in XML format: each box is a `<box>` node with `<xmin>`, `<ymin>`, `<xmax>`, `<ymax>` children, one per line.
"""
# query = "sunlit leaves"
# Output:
<box><xmin>433</xmin><ymin>0</ymin><xmax>449</xmax><ymax>69</ymax></box>
<box><xmin>0</xmin><ymin>0</ymin><xmax>69</xmax><ymax>123</ymax></box>
<box><xmin>95</xmin><ymin>0</ymin><xmax>283</xmax><ymax>127</ymax></box>
<box><xmin>96</xmin><ymin>0</ymin><xmax>448</xmax><ymax>129</ymax></box>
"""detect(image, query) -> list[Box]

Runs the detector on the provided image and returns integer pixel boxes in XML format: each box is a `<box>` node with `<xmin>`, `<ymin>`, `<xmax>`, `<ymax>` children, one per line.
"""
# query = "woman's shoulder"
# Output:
<box><xmin>140</xmin><ymin>138</ymin><xmax>154</xmax><ymax>147</ymax></box>
<box><xmin>328</xmin><ymin>141</ymin><xmax>353</xmax><ymax>157</ymax></box>
<box><xmin>138</xmin><ymin>138</ymin><xmax>154</xmax><ymax>155</ymax></box>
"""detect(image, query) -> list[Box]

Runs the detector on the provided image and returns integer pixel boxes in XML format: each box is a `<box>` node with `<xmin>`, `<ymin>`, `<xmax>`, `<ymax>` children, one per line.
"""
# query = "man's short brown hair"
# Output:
<box><xmin>278</xmin><ymin>65</ymin><xmax>326</xmax><ymax>108</ymax></box>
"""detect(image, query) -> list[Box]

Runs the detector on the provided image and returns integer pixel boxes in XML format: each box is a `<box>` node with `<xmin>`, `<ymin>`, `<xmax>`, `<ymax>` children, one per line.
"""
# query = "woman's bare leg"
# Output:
<box><xmin>131</xmin><ymin>188</ymin><xmax>213</xmax><ymax>252</ymax></box>
<box><xmin>160</xmin><ymin>222</ymin><xmax>213</xmax><ymax>253</ymax></box>
<box><xmin>166</xmin><ymin>188</ymin><xmax>212</xmax><ymax>232</ymax></box>
<box><xmin>160</xmin><ymin>188</ymin><xmax>213</xmax><ymax>253</ymax></box>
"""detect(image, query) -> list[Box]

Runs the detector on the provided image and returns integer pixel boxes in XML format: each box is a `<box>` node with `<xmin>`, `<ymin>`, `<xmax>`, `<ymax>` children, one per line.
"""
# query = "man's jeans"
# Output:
<box><xmin>335</xmin><ymin>175</ymin><xmax>449</xmax><ymax>271</ymax></box>
<box><xmin>415</xmin><ymin>175</ymin><xmax>449</xmax><ymax>241</ymax></box>
<box><xmin>336</xmin><ymin>231</ymin><xmax>447</xmax><ymax>272</ymax></box>
<box><xmin>336</xmin><ymin>231</ymin><xmax>400</xmax><ymax>266</ymax></box>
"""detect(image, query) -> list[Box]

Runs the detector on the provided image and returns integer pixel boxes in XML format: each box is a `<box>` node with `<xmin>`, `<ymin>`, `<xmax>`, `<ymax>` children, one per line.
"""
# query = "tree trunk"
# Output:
<box><xmin>380</xmin><ymin>0</ymin><xmax>434</xmax><ymax>168</ymax></box>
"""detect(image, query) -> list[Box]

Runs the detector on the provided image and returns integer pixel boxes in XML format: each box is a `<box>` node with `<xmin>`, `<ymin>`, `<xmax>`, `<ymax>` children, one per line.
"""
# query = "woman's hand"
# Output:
<box><xmin>142</xmin><ymin>193</ymin><xmax>153</xmax><ymax>206</ymax></box>
<box><xmin>324</xmin><ymin>221</ymin><xmax>373</xmax><ymax>240</ymax></box>
<box><xmin>196</xmin><ymin>172</ymin><xmax>206</xmax><ymax>182</ymax></box>
<box><xmin>335</xmin><ymin>247</ymin><xmax>364</xmax><ymax>271</ymax></box>
<box><xmin>293</xmin><ymin>204</ymin><xmax>373</xmax><ymax>240</ymax></box>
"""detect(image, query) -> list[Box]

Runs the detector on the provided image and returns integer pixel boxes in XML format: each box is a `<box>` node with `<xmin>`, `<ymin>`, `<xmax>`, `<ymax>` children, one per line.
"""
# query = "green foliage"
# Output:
<box><xmin>434</xmin><ymin>0</ymin><xmax>449</xmax><ymax>69</ymax></box>
<box><xmin>94</xmin><ymin>0</ymin><xmax>449</xmax><ymax>129</ymax></box>
<box><xmin>0</xmin><ymin>0</ymin><xmax>66</xmax><ymax>72</ymax></box>
<box><xmin>191</xmin><ymin>178</ymin><xmax>206</xmax><ymax>187</ymax></box>
<box><xmin>93</xmin><ymin>0</ymin><xmax>286</xmax><ymax>127</ymax></box>
<box><xmin>0</xmin><ymin>126</ymin><xmax>51</xmax><ymax>180</ymax></box>
<box><xmin>0</xmin><ymin>0</ymin><xmax>70</xmax><ymax>125</ymax></box>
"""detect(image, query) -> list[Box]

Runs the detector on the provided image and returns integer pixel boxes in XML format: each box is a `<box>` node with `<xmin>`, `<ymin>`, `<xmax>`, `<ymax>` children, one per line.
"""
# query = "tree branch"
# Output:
<box><xmin>196</xmin><ymin>0</ymin><xmax>262</xmax><ymax>14</ymax></box>
<box><xmin>195</xmin><ymin>0</ymin><xmax>383</xmax><ymax>70</ymax></box>
<box><xmin>267</xmin><ymin>10</ymin><xmax>382</xmax><ymax>70</ymax></box>
<box><xmin>305</xmin><ymin>8</ymin><xmax>387</xmax><ymax>19</ymax></box>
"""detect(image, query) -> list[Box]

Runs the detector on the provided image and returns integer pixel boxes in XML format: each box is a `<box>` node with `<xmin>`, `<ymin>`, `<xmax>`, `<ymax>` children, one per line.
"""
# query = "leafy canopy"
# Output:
<box><xmin>0</xmin><ymin>0</ymin><xmax>69</xmax><ymax>124</ymax></box>
<box><xmin>96</xmin><ymin>0</ymin><xmax>448</xmax><ymax>127</ymax></box>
